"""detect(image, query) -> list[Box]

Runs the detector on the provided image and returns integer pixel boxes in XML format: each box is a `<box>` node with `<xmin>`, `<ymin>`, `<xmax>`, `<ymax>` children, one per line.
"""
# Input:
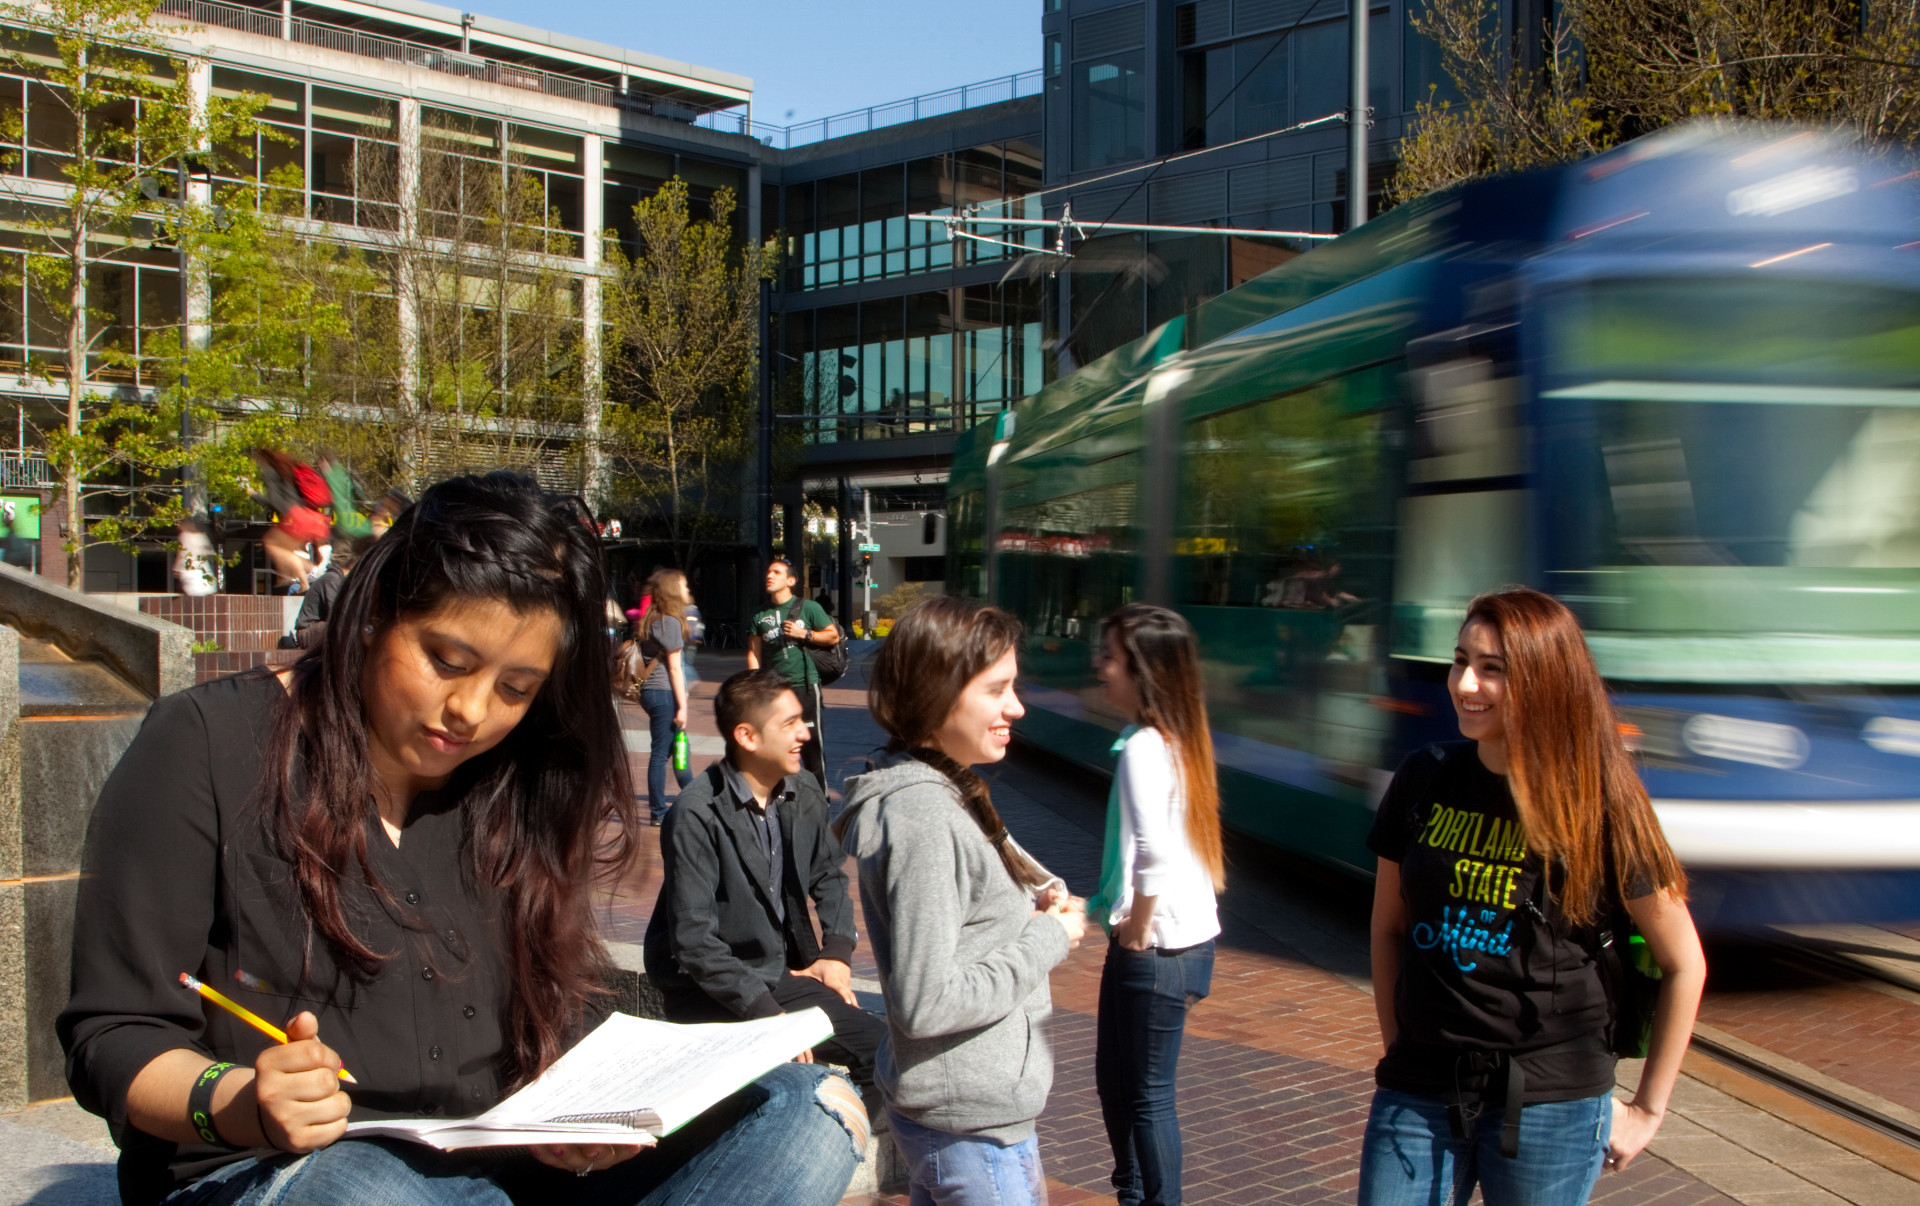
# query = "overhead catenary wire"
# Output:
<box><xmin>1045</xmin><ymin>0</ymin><xmax>1336</xmax><ymax>364</ymax></box>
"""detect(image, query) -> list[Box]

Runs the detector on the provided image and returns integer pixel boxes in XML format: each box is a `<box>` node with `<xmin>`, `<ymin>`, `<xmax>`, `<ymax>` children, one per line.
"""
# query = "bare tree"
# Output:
<box><xmin>321</xmin><ymin>107</ymin><xmax>586</xmax><ymax>493</ymax></box>
<box><xmin>1392</xmin><ymin>0</ymin><xmax>1920</xmax><ymax>203</ymax></box>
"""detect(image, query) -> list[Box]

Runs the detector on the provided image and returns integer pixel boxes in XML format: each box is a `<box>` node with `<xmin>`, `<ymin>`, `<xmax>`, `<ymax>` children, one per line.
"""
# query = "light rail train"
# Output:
<box><xmin>947</xmin><ymin>125</ymin><xmax>1920</xmax><ymax>926</ymax></box>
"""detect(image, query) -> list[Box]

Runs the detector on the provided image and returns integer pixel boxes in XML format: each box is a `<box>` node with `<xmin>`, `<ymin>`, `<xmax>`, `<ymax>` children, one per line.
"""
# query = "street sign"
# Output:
<box><xmin>858</xmin><ymin>542</ymin><xmax>881</xmax><ymax>552</ymax></box>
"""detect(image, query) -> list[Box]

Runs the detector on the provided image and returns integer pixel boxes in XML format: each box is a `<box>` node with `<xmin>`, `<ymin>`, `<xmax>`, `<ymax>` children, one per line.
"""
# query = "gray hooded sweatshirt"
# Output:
<box><xmin>838</xmin><ymin>754</ymin><xmax>1071</xmax><ymax>1143</ymax></box>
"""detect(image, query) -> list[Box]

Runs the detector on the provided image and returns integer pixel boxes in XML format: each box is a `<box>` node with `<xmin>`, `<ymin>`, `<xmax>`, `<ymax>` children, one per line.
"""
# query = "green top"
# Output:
<box><xmin>752</xmin><ymin>597</ymin><xmax>834</xmax><ymax>687</ymax></box>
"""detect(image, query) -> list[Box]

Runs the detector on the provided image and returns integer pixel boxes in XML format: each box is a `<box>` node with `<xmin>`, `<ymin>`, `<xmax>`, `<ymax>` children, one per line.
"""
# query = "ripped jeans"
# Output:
<box><xmin>165</xmin><ymin>1064</ymin><xmax>865</xmax><ymax>1206</ymax></box>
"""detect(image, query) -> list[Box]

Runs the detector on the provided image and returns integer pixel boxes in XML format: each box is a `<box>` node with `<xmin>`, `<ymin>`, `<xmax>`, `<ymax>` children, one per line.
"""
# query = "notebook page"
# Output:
<box><xmin>476</xmin><ymin>1009</ymin><xmax>831</xmax><ymax>1130</ymax></box>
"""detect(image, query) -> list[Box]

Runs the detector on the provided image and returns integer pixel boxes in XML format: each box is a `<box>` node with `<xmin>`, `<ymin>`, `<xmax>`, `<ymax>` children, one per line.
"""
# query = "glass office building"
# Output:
<box><xmin>1</xmin><ymin>0</ymin><xmax>1456</xmax><ymax>592</ymax></box>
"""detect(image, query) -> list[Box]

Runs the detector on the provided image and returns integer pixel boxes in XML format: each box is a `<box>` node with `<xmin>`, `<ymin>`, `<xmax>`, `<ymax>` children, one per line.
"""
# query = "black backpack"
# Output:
<box><xmin>787</xmin><ymin>598</ymin><xmax>848</xmax><ymax>686</ymax></box>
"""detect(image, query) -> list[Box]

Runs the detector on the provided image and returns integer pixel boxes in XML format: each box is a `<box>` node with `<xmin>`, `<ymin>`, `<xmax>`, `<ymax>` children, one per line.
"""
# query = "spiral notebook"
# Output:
<box><xmin>344</xmin><ymin>1008</ymin><xmax>833</xmax><ymax>1149</ymax></box>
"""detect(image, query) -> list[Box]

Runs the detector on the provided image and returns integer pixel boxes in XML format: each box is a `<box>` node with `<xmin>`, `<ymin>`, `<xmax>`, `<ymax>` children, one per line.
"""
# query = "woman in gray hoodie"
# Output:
<box><xmin>837</xmin><ymin>597</ymin><xmax>1089</xmax><ymax>1205</ymax></box>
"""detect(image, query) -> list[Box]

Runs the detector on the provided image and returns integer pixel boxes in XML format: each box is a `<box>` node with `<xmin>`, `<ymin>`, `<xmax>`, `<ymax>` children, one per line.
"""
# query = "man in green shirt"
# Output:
<box><xmin>747</xmin><ymin>557</ymin><xmax>840</xmax><ymax>787</ymax></box>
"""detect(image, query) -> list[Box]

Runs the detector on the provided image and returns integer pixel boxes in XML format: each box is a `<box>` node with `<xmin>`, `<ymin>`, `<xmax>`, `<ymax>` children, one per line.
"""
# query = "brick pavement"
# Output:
<box><xmin>602</xmin><ymin>648</ymin><xmax>1747</xmax><ymax>1205</ymax></box>
<box><xmin>1696</xmin><ymin>959</ymin><xmax>1920</xmax><ymax>1118</ymax></box>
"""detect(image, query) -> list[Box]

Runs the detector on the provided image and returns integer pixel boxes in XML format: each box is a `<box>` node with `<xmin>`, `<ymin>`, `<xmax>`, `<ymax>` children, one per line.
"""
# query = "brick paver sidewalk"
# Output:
<box><xmin>602</xmin><ymin>649</ymin><xmax>1735</xmax><ymax>1205</ymax></box>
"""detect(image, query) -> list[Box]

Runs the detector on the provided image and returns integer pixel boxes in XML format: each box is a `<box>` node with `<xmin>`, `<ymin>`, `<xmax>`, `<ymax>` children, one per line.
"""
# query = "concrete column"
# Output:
<box><xmin>580</xmin><ymin>132</ymin><xmax>608</xmax><ymax>511</ymax></box>
<box><xmin>280</xmin><ymin>0</ymin><xmax>291</xmax><ymax>39</ymax></box>
<box><xmin>395</xmin><ymin>98</ymin><xmax>423</xmax><ymax>491</ymax></box>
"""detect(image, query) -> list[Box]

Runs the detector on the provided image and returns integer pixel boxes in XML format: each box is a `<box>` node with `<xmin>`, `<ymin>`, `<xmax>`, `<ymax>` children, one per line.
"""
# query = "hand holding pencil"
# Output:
<box><xmin>179</xmin><ymin>974</ymin><xmax>358</xmax><ymax>1084</ymax></box>
<box><xmin>180</xmin><ymin>972</ymin><xmax>354</xmax><ymax>1154</ymax></box>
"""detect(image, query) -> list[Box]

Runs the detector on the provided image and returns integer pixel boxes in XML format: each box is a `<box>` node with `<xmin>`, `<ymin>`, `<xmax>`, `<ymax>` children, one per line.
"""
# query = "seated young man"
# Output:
<box><xmin>643</xmin><ymin>669</ymin><xmax>884</xmax><ymax>1093</ymax></box>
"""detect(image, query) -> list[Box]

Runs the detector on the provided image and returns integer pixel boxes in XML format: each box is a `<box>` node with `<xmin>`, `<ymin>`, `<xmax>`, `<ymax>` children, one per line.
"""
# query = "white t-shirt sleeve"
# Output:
<box><xmin>1118</xmin><ymin>728</ymin><xmax>1181</xmax><ymax>899</ymax></box>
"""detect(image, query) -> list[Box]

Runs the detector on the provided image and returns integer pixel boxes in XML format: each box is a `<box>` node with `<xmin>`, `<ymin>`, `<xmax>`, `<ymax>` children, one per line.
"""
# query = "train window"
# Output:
<box><xmin>948</xmin><ymin>491</ymin><xmax>986</xmax><ymax>600</ymax></box>
<box><xmin>1174</xmin><ymin>368</ymin><xmax>1399</xmax><ymax>767</ymax></box>
<box><xmin>998</xmin><ymin>450</ymin><xmax>1140</xmax><ymax>703</ymax></box>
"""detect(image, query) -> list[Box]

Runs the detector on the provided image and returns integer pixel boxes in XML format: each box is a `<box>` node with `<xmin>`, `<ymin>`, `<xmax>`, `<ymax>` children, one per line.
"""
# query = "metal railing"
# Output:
<box><xmin>0</xmin><ymin>451</ymin><xmax>53</xmax><ymax>488</ymax></box>
<box><xmin>155</xmin><ymin>0</ymin><xmax>752</xmax><ymax>129</ymax></box>
<box><xmin>718</xmin><ymin>69</ymin><xmax>1044</xmax><ymax>150</ymax></box>
<box><xmin>155</xmin><ymin>0</ymin><xmax>1036</xmax><ymax>148</ymax></box>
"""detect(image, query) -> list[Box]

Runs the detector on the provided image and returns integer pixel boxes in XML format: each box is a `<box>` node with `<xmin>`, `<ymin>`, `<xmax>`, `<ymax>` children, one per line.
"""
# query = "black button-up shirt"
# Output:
<box><xmin>59</xmin><ymin>672</ymin><xmax>532</xmax><ymax>1205</ymax></box>
<box><xmin>717</xmin><ymin>760</ymin><xmax>792</xmax><ymax>924</ymax></box>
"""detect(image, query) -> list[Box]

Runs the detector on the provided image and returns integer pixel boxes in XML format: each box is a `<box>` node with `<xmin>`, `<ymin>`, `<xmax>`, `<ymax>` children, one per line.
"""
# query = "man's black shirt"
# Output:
<box><xmin>643</xmin><ymin>760</ymin><xmax>857</xmax><ymax>1019</ymax></box>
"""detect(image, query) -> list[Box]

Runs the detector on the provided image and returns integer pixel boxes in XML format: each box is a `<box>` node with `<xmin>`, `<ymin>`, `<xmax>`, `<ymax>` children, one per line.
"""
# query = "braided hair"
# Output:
<box><xmin>867</xmin><ymin>595</ymin><xmax>1027</xmax><ymax>885</ymax></box>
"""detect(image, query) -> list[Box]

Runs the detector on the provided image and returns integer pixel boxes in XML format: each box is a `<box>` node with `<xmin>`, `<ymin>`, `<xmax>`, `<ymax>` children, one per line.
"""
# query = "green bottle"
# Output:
<box><xmin>672</xmin><ymin>729</ymin><xmax>690</xmax><ymax>773</ymax></box>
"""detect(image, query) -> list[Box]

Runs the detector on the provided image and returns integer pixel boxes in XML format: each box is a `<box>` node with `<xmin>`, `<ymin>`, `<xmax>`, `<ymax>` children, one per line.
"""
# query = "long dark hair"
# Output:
<box><xmin>867</xmin><ymin>595</ymin><xmax>1026</xmax><ymax>883</ymax></box>
<box><xmin>1463</xmin><ymin>587</ymin><xmax>1685</xmax><ymax>925</ymax></box>
<box><xmin>1102</xmin><ymin>604</ymin><xmax>1226</xmax><ymax>892</ymax></box>
<box><xmin>264</xmin><ymin>472</ymin><xmax>634</xmax><ymax>1084</ymax></box>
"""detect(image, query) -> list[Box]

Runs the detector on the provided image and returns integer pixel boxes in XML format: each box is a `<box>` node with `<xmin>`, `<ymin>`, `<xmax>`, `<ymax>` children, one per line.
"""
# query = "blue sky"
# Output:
<box><xmin>475</xmin><ymin>0</ymin><xmax>1042</xmax><ymax>128</ymax></box>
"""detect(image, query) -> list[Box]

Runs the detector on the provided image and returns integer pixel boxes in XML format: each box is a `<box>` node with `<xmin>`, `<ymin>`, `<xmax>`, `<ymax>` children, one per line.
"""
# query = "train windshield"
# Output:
<box><xmin>1539</xmin><ymin>277</ymin><xmax>1920</xmax><ymax>683</ymax></box>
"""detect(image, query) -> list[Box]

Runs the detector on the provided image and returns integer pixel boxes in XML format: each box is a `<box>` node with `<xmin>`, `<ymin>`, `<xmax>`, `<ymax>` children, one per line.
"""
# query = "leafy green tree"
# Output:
<box><xmin>0</xmin><ymin>0</ymin><xmax>271</xmax><ymax>585</ymax></box>
<box><xmin>602</xmin><ymin>179</ymin><xmax>774</xmax><ymax>568</ymax></box>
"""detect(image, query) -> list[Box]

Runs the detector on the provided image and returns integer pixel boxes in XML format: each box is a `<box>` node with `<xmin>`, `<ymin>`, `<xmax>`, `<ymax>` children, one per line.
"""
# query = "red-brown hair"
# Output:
<box><xmin>1462</xmin><ymin>587</ymin><xmax>1685</xmax><ymax>925</ymax></box>
<box><xmin>1102</xmin><ymin>604</ymin><xmax>1226</xmax><ymax>892</ymax></box>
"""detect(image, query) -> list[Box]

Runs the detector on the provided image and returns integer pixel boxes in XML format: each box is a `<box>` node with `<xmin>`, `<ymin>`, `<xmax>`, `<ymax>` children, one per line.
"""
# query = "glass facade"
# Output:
<box><xmin>780</xmin><ymin>280</ymin><xmax>1050</xmax><ymax>444</ymax></box>
<box><xmin>782</xmin><ymin>141</ymin><xmax>1043</xmax><ymax>292</ymax></box>
<box><xmin>1181</xmin><ymin>14</ymin><xmax>1395</xmax><ymax>148</ymax></box>
<box><xmin>1070</xmin><ymin>50</ymin><xmax>1147</xmax><ymax>170</ymax></box>
<box><xmin>211</xmin><ymin>68</ymin><xmax>401</xmax><ymax>228</ymax></box>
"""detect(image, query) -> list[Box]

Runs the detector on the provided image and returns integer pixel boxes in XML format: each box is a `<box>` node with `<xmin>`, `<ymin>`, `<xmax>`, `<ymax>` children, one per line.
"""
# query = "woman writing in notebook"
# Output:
<box><xmin>60</xmin><ymin>474</ymin><xmax>864</xmax><ymax>1206</ymax></box>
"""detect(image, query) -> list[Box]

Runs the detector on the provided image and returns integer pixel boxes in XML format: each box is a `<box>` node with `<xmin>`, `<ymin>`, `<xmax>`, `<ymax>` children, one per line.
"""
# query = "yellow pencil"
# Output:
<box><xmin>179</xmin><ymin>972</ymin><xmax>359</xmax><ymax>1084</ymax></box>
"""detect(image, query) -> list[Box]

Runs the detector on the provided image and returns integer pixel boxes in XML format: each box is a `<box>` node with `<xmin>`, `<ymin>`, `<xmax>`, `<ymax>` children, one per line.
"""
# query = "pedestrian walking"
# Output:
<box><xmin>248</xmin><ymin>448</ymin><xmax>333</xmax><ymax>592</ymax></box>
<box><xmin>746</xmin><ymin>557</ymin><xmax>838</xmax><ymax>787</ymax></box>
<box><xmin>837</xmin><ymin>596</ymin><xmax>1089</xmax><ymax>1206</ymax></box>
<box><xmin>1360</xmin><ymin>586</ymin><xmax>1706</xmax><ymax>1206</ymax></box>
<box><xmin>637</xmin><ymin>568</ymin><xmax>696</xmax><ymax>824</ymax></box>
<box><xmin>1087</xmin><ymin>604</ymin><xmax>1225</xmax><ymax>1206</ymax></box>
<box><xmin>58</xmin><ymin>472</ymin><xmax>864</xmax><ymax>1206</ymax></box>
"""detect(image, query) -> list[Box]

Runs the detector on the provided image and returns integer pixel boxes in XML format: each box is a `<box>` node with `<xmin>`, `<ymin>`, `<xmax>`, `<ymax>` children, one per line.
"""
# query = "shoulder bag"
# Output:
<box><xmin>787</xmin><ymin>598</ymin><xmax>847</xmax><ymax>686</ymax></box>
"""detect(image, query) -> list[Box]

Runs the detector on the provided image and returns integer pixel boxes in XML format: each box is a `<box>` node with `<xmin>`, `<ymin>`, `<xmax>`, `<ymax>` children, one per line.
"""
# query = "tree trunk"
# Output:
<box><xmin>665</xmin><ymin>408</ymin><xmax>682</xmax><ymax>564</ymax></box>
<box><xmin>64</xmin><ymin>87</ymin><xmax>88</xmax><ymax>591</ymax></box>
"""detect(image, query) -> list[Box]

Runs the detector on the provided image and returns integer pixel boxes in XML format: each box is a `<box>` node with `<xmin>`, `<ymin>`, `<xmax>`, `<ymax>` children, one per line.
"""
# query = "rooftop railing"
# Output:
<box><xmin>155</xmin><ymin>0</ymin><xmax>754</xmax><ymax>130</ymax></box>
<box><xmin>718</xmin><ymin>69</ymin><xmax>1044</xmax><ymax>150</ymax></box>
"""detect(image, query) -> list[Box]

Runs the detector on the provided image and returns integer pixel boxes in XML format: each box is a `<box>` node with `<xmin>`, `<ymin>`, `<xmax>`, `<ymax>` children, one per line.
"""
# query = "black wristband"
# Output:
<box><xmin>188</xmin><ymin>1061</ymin><xmax>239</xmax><ymax>1147</ymax></box>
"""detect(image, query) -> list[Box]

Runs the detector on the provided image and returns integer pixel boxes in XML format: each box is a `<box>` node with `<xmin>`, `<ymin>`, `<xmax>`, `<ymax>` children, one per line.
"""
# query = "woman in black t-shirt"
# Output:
<box><xmin>60</xmin><ymin>473</ymin><xmax>864</xmax><ymax>1206</ymax></box>
<box><xmin>1359</xmin><ymin>587</ymin><xmax>1706</xmax><ymax>1206</ymax></box>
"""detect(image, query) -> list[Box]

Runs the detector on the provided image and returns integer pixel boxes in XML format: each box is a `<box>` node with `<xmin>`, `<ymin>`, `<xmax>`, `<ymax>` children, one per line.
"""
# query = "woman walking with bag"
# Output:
<box><xmin>1088</xmin><ymin>604</ymin><xmax>1225</xmax><ymax>1206</ymax></box>
<box><xmin>837</xmin><ymin>596</ymin><xmax>1089</xmax><ymax>1205</ymax></box>
<box><xmin>637</xmin><ymin>569</ymin><xmax>696</xmax><ymax>824</ymax></box>
<box><xmin>1360</xmin><ymin>586</ymin><xmax>1706</xmax><ymax>1206</ymax></box>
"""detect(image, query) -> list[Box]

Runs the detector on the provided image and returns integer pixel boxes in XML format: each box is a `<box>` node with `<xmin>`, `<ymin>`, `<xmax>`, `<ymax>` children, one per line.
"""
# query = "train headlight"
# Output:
<box><xmin>1862</xmin><ymin>716</ymin><xmax>1920</xmax><ymax>758</ymax></box>
<box><xmin>1681</xmin><ymin>714</ymin><xmax>1810</xmax><ymax>770</ymax></box>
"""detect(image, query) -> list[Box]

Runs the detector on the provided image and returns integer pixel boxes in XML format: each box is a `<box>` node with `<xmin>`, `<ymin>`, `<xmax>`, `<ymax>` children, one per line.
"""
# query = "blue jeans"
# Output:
<box><xmin>166</xmin><ymin>1064</ymin><xmax>862</xmax><ymax>1206</ymax></box>
<box><xmin>1358</xmin><ymin>1086</ymin><xmax>1612</xmax><ymax>1206</ymax></box>
<box><xmin>887</xmin><ymin>1107</ymin><xmax>1046</xmax><ymax>1206</ymax></box>
<box><xmin>1094</xmin><ymin>938</ymin><xmax>1214</xmax><ymax>1206</ymax></box>
<box><xmin>640</xmin><ymin>688</ymin><xmax>691</xmax><ymax>822</ymax></box>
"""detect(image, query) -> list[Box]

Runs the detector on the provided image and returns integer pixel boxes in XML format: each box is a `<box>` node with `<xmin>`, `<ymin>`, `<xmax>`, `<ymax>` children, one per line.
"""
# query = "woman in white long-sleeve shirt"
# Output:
<box><xmin>1088</xmin><ymin>604</ymin><xmax>1226</xmax><ymax>1206</ymax></box>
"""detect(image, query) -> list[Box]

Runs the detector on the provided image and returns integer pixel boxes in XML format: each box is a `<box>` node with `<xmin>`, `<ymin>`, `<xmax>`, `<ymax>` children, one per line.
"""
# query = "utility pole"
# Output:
<box><xmin>756</xmin><ymin>278</ymin><xmax>774</xmax><ymax>569</ymax></box>
<box><xmin>1348</xmin><ymin>0</ymin><xmax>1370</xmax><ymax>230</ymax></box>
<box><xmin>862</xmin><ymin>487</ymin><xmax>874</xmax><ymax>637</ymax></box>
